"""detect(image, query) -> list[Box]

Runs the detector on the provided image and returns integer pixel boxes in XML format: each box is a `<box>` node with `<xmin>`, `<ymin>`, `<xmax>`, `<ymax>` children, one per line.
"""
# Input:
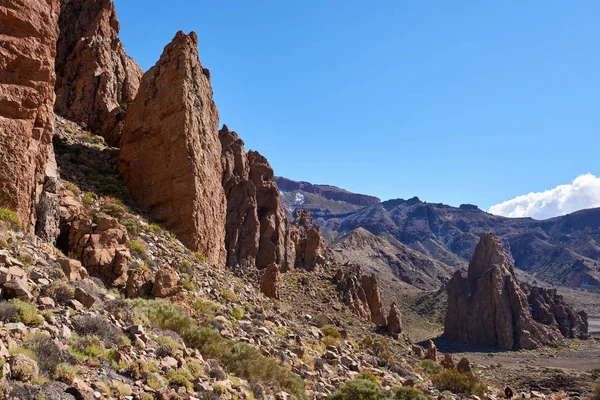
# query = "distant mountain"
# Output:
<box><xmin>277</xmin><ymin>177</ymin><xmax>600</xmax><ymax>289</ymax></box>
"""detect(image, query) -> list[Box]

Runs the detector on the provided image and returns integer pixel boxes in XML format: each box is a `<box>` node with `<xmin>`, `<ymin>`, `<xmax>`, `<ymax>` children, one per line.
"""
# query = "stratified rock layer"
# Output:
<box><xmin>119</xmin><ymin>31</ymin><xmax>226</xmax><ymax>265</ymax></box>
<box><xmin>444</xmin><ymin>233</ymin><xmax>564</xmax><ymax>349</ymax></box>
<box><xmin>0</xmin><ymin>0</ymin><xmax>60</xmax><ymax>231</ymax></box>
<box><xmin>54</xmin><ymin>0</ymin><xmax>143</xmax><ymax>146</ymax></box>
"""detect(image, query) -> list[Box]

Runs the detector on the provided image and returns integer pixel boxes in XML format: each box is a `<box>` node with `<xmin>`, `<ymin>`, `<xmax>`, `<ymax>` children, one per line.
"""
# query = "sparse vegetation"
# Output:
<box><xmin>393</xmin><ymin>386</ymin><xmax>430</xmax><ymax>400</ymax></box>
<box><xmin>221</xmin><ymin>289</ymin><xmax>238</xmax><ymax>302</ymax></box>
<box><xmin>72</xmin><ymin>314</ymin><xmax>126</xmax><ymax>347</ymax></box>
<box><xmin>8</xmin><ymin>299</ymin><xmax>43</xmax><ymax>326</ymax></box>
<box><xmin>420</xmin><ymin>359</ymin><xmax>442</xmax><ymax>375</ymax></box>
<box><xmin>321</xmin><ymin>325</ymin><xmax>341</xmax><ymax>339</ymax></box>
<box><xmin>129</xmin><ymin>240</ymin><xmax>147</xmax><ymax>257</ymax></box>
<box><xmin>0</xmin><ymin>208</ymin><xmax>21</xmax><ymax>230</ymax></box>
<box><xmin>166</xmin><ymin>368</ymin><xmax>194</xmax><ymax>391</ymax></box>
<box><xmin>44</xmin><ymin>280</ymin><xmax>75</xmax><ymax>305</ymax></box>
<box><xmin>82</xmin><ymin>192</ymin><xmax>98</xmax><ymax>205</ymax></box>
<box><xmin>431</xmin><ymin>369</ymin><xmax>485</xmax><ymax>396</ymax></box>
<box><xmin>330</xmin><ymin>378</ymin><xmax>386</xmax><ymax>400</ymax></box>
<box><xmin>131</xmin><ymin>299</ymin><xmax>307</xmax><ymax>399</ymax></box>
<box><xmin>593</xmin><ymin>378</ymin><xmax>600</xmax><ymax>400</ymax></box>
<box><xmin>54</xmin><ymin>363</ymin><xmax>79</xmax><ymax>383</ymax></box>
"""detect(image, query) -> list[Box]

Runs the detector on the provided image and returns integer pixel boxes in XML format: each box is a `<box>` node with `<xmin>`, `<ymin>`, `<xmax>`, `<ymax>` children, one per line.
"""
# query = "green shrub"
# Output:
<box><xmin>0</xmin><ymin>208</ymin><xmax>21</xmax><ymax>230</ymax></box>
<box><xmin>193</xmin><ymin>252</ymin><xmax>206</xmax><ymax>263</ymax></box>
<box><xmin>129</xmin><ymin>240</ymin><xmax>147</xmax><ymax>257</ymax></box>
<box><xmin>101</xmin><ymin>203</ymin><xmax>126</xmax><ymax>219</ymax></box>
<box><xmin>221</xmin><ymin>289</ymin><xmax>238</xmax><ymax>302</ymax></box>
<box><xmin>231</xmin><ymin>307</ymin><xmax>244</xmax><ymax>320</ymax></box>
<box><xmin>72</xmin><ymin>314</ymin><xmax>125</xmax><ymax>347</ymax></box>
<box><xmin>131</xmin><ymin>299</ymin><xmax>307</xmax><ymax>399</ymax></box>
<box><xmin>82</xmin><ymin>192</ymin><xmax>98</xmax><ymax>205</ymax></box>
<box><xmin>393</xmin><ymin>386</ymin><xmax>431</xmax><ymax>400</ymax></box>
<box><xmin>593</xmin><ymin>378</ymin><xmax>600</xmax><ymax>400</ymax></box>
<box><xmin>321</xmin><ymin>326</ymin><xmax>341</xmax><ymax>339</ymax></box>
<box><xmin>54</xmin><ymin>363</ymin><xmax>79</xmax><ymax>383</ymax></box>
<box><xmin>420</xmin><ymin>359</ymin><xmax>442</xmax><ymax>375</ymax></box>
<box><xmin>155</xmin><ymin>335</ymin><xmax>181</xmax><ymax>357</ymax></box>
<box><xmin>431</xmin><ymin>369</ymin><xmax>485</xmax><ymax>395</ymax></box>
<box><xmin>166</xmin><ymin>368</ymin><xmax>193</xmax><ymax>391</ymax></box>
<box><xmin>0</xmin><ymin>301</ymin><xmax>18</xmax><ymax>322</ymax></box>
<box><xmin>26</xmin><ymin>333</ymin><xmax>78</xmax><ymax>374</ymax></box>
<box><xmin>124</xmin><ymin>360</ymin><xmax>149</xmax><ymax>380</ymax></box>
<box><xmin>44</xmin><ymin>280</ymin><xmax>75</xmax><ymax>305</ymax></box>
<box><xmin>358</xmin><ymin>371</ymin><xmax>381</xmax><ymax>384</ymax></box>
<box><xmin>121</xmin><ymin>217</ymin><xmax>140</xmax><ymax>237</ymax></box>
<box><xmin>71</xmin><ymin>335</ymin><xmax>106</xmax><ymax>360</ymax></box>
<box><xmin>330</xmin><ymin>378</ymin><xmax>387</xmax><ymax>400</ymax></box>
<box><xmin>9</xmin><ymin>299</ymin><xmax>43</xmax><ymax>326</ymax></box>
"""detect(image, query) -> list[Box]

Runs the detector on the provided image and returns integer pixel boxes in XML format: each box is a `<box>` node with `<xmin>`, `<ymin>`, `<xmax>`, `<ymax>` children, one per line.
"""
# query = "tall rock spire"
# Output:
<box><xmin>119</xmin><ymin>31</ymin><xmax>226</xmax><ymax>265</ymax></box>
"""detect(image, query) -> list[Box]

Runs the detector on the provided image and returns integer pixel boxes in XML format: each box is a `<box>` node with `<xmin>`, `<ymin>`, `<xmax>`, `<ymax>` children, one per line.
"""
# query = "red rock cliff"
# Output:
<box><xmin>119</xmin><ymin>31</ymin><xmax>226</xmax><ymax>265</ymax></box>
<box><xmin>0</xmin><ymin>0</ymin><xmax>60</xmax><ymax>231</ymax></box>
<box><xmin>54</xmin><ymin>0</ymin><xmax>142</xmax><ymax>146</ymax></box>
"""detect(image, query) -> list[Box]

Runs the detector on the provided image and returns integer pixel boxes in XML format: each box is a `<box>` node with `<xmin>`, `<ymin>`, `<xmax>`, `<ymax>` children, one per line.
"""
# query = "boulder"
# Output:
<box><xmin>444</xmin><ymin>233</ymin><xmax>562</xmax><ymax>349</ymax></box>
<box><xmin>74</xmin><ymin>287</ymin><xmax>95</xmax><ymax>308</ymax></box>
<box><xmin>0</xmin><ymin>0</ymin><xmax>60</xmax><ymax>232</ymax></box>
<box><xmin>3</xmin><ymin>278</ymin><xmax>33</xmax><ymax>301</ymax></box>
<box><xmin>67</xmin><ymin>216</ymin><xmax>130</xmax><ymax>287</ymax></box>
<box><xmin>59</xmin><ymin>258</ymin><xmax>88</xmax><ymax>281</ymax></box>
<box><xmin>456</xmin><ymin>357</ymin><xmax>472</xmax><ymax>374</ymax></box>
<box><xmin>152</xmin><ymin>267</ymin><xmax>181</xmax><ymax>298</ymax></box>
<box><xmin>54</xmin><ymin>0</ymin><xmax>143</xmax><ymax>145</ymax></box>
<box><xmin>125</xmin><ymin>268</ymin><xmax>154</xmax><ymax>299</ymax></box>
<box><xmin>119</xmin><ymin>31</ymin><xmax>226</xmax><ymax>265</ymax></box>
<box><xmin>9</xmin><ymin>354</ymin><xmax>39</xmax><ymax>382</ymax></box>
<box><xmin>259</xmin><ymin>263</ymin><xmax>280</xmax><ymax>299</ymax></box>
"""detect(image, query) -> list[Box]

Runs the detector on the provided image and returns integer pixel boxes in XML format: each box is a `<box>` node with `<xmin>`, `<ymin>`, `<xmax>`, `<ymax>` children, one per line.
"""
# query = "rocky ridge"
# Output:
<box><xmin>54</xmin><ymin>0</ymin><xmax>143</xmax><ymax>146</ymax></box>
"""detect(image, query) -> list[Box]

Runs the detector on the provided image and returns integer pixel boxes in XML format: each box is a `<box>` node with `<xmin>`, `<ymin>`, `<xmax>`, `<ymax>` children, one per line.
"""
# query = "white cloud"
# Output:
<box><xmin>488</xmin><ymin>173</ymin><xmax>600</xmax><ymax>220</ymax></box>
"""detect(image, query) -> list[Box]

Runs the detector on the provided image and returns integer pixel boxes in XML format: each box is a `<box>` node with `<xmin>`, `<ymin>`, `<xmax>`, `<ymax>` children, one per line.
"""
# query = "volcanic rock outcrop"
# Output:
<box><xmin>524</xmin><ymin>284</ymin><xmax>588</xmax><ymax>339</ymax></box>
<box><xmin>444</xmin><ymin>233</ymin><xmax>564</xmax><ymax>350</ymax></box>
<box><xmin>119</xmin><ymin>31</ymin><xmax>226</xmax><ymax>265</ymax></box>
<box><xmin>291</xmin><ymin>209</ymin><xmax>328</xmax><ymax>271</ymax></box>
<box><xmin>54</xmin><ymin>0</ymin><xmax>143</xmax><ymax>146</ymax></box>
<box><xmin>0</xmin><ymin>0</ymin><xmax>60</xmax><ymax>232</ymax></box>
<box><xmin>335</xmin><ymin>266</ymin><xmax>387</xmax><ymax>327</ymax></box>
<box><xmin>260</xmin><ymin>263</ymin><xmax>280</xmax><ymax>299</ymax></box>
<box><xmin>220</xmin><ymin>126</ymin><xmax>294</xmax><ymax>272</ymax></box>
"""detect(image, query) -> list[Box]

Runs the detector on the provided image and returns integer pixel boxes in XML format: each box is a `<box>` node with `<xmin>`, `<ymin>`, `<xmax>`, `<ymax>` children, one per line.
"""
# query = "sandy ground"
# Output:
<box><xmin>429</xmin><ymin>334</ymin><xmax>600</xmax><ymax>396</ymax></box>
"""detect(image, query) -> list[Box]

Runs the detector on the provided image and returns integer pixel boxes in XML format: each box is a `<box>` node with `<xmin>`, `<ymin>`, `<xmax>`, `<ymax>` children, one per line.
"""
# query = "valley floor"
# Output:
<box><xmin>431</xmin><ymin>333</ymin><xmax>600</xmax><ymax>396</ymax></box>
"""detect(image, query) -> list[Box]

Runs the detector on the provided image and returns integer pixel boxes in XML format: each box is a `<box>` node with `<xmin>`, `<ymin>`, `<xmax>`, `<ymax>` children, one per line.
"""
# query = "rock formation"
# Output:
<box><xmin>0</xmin><ymin>0</ymin><xmax>60</xmax><ymax>232</ymax></box>
<box><xmin>152</xmin><ymin>267</ymin><xmax>181</xmax><ymax>298</ymax></box>
<box><xmin>335</xmin><ymin>267</ymin><xmax>387</xmax><ymax>327</ymax></box>
<box><xmin>291</xmin><ymin>209</ymin><xmax>328</xmax><ymax>271</ymax></box>
<box><xmin>444</xmin><ymin>233</ymin><xmax>564</xmax><ymax>350</ymax></box>
<box><xmin>248</xmin><ymin>151</ymin><xmax>295</xmax><ymax>271</ymax></box>
<box><xmin>387</xmin><ymin>302</ymin><xmax>403</xmax><ymax>336</ymax></box>
<box><xmin>119</xmin><ymin>31</ymin><xmax>226</xmax><ymax>265</ymax></box>
<box><xmin>524</xmin><ymin>284</ymin><xmax>588</xmax><ymax>339</ymax></box>
<box><xmin>67</xmin><ymin>215</ymin><xmax>130</xmax><ymax>287</ymax></box>
<box><xmin>54</xmin><ymin>0</ymin><xmax>143</xmax><ymax>146</ymax></box>
<box><xmin>220</xmin><ymin>126</ymin><xmax>294</xmax><ymax>272</ymax></box>
<box><xmin>259</xmin><ymin>263</ymin><xmax>280</xmax><ymax>299</ymax></box>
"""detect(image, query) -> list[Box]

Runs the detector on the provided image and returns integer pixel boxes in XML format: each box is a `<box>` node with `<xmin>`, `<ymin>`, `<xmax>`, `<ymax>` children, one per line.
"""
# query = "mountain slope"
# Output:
<box><xmin>278</xmin><ymin>178</ymin><xmax>600</xmax><ymax>289</ymax></box>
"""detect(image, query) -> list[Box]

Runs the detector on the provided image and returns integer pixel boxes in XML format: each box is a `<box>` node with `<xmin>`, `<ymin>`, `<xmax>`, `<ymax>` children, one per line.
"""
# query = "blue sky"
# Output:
<box><xmin>114</xmin><ymin>1</ymin><xmax>599</xmax><ymax>210</ymax></box>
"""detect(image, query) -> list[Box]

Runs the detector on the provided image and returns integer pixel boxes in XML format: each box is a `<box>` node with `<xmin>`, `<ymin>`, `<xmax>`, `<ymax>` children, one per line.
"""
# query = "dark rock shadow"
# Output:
<box><xmin>419</xmin><ymin>335</ymin><xmax>512</xmax><ymax>354</ymax></box>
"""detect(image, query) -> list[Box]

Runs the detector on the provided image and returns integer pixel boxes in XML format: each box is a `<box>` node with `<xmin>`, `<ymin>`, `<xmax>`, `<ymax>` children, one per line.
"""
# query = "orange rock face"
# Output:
<box><xmin>220</xmin><ymin>126</ymin><xmax>295</xmax><ymax>272</ymax></box>
<box><xmin>119</xmin><ymin>31</ymin><xmax>226</xmax><ymax>265</ymax></box>
<box><xmin>54</xmin><ymin>0</ymin><xmax>143</xmax><ymax>146</ymax></box>
<box><xmin>0</xmin><ymin>0</ymin><xmax>60</xmax><ymax>231</ymax></box>
<box><xmin>259</xmin><ymin>263</ymin><xmax>280</xmax><ymax>299</ymax></box>
<box><xmin>335</xmin><ymin>267</ymin><xmax>387</xmax><ymax>327</ymax></box>
<box><xmin>291</xmin><ymin>209</ymin><xmax>328</xmax><ymax>271</ymax></box>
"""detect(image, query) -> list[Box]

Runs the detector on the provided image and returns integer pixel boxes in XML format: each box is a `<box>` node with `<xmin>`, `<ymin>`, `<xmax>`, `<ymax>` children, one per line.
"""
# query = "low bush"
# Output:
<box><xmin>166</xmin><ymin>368</ymin><xmax>194</xmax><ymax>391</ymax></box>
<box><xmin>0</xmin><ymin>301</ymin><xmax>18</xmax><ymax>322</ymax></box>
<box><xmin>101</xmin><ymin>203</ymin><xmax>126</xmax><ymax>219</ymax></box>
<box><xmin>393</xmin><ymin>386</ymin><xmax>431</xmax><ymax>400</ymax></box>
<box><xmin>593</xmin><ymin>378</ymin><xmax>600</xmax><ymax>400</ymax></box>
<box><xmin>9</xmin><ymin>299</ymin><xmax>43</xmax><ymax>326</ymax></box>
<box><xmin>131</xmin><ymin>299</ymin><xmax>307</xmax><ymax>399</ymax></box>
<box><xmin>155</xmin><ymin>335</ymin><xmax>180</xmax><ymax>357</ymax></box>
<box><xmin>431</xmin><ymin>369</ymin><xmax>485</xmax><ymax>395</ymax></box>
<box><xmin>121</xmin><ymin>217</ymin><xmax>140</xmax><ymax>237</ymax></box>
<box><xmin>54</xmin><ymin>363</ymin><xmax>79</xmax><ymax>383</ymax></box>
<box><xmin>44</xmin><ymin>280</ymin><xmax>75</xmax><ymax>305</ymax></box>
<box><xmin>104</xmin><ymin>299</ymin><xmax>136</xmax><ymax>325</ymax></box>
<box><xmin>420</xmin><ymin>359</ymin><xmax>442</xmax><ymax>375</ymax></box>
<box><xmin>72</xmin><ymin>314</ymin><xmax>124</xmax><ymax>347</ymax></box>
<box><xmin>321</xmin><ymin>326</ymin><xmax>341</xmax><ymax>339</ymax></box>
<box><xmin>329</xmin><ymin>378</ymin><xmax>387</xmax><ymax>400</ymax></box>
<box><xmin>82</xmin><ymin>192</ymin><xmax>98</xmax><ymax>205</ymax></box>
<box><xmin>123</xmin><ymin>360</ymin><xmax>149</xmax><ymax>380</ymax></box>
<box><xmin>26</xmin><ymin>333</ymin><xmax>78</xmax><ymax>374</ymax></box>
<box><xmin>71</xmin><ymin>335</ymin><xmax>106</xmax><ymax>359</ymax></box>
<box><xmin>0</xmin><ymin>208</ymin><xmax>22</xmax><ymax>230</ymax></box>
<box><xmin>129</xmin><ymin>240</ymin><xmax>147</xmax><ymax>257</ymax></box>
